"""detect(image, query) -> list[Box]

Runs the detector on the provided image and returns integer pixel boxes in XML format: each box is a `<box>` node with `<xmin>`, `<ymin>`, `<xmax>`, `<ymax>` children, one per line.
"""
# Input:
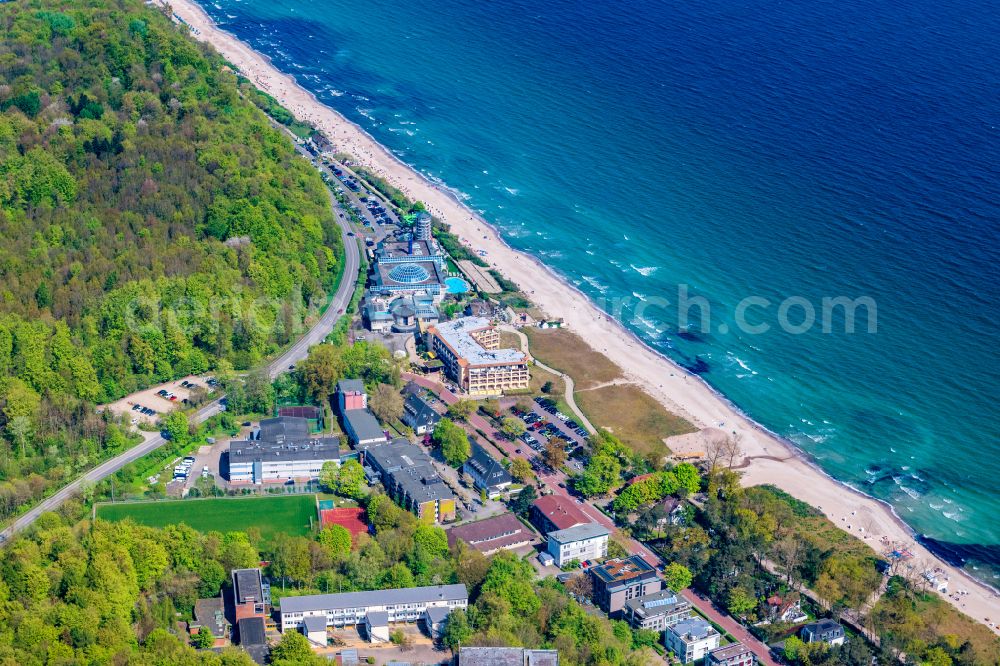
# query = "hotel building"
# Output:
<box><xmin>425</xmin><ymin>317</ymin><xmax>529</xmax><ymax>396</ymax></box>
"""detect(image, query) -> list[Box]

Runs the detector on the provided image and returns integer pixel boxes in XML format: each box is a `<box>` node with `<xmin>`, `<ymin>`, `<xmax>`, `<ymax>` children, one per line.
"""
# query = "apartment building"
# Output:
<box><xmin>545</xmin><ymin>523</ymin><xmax>610</xmax><ymax>567</ymax></box>
<box><xmin>279</xmin><ymin>584</ymin><xmax>468</xmax><ymax>640</ymax></box>
<box><xmin>622</xmin><ymin>589</ymin><xmax>692</xmax><ymax>632</ymax></box>
<box><xmin>589</xmin><ymin>555</ymin><xmax>662</xmax><ymax>616</ymax></box>
<box><xmin>665</xmin><ymin>617</ymin><xmax>721</xmax><ymax>664</ymax></box>
<box><xmin>364</xmin><ymin>439</ymin><xmax>456</xmax><ymax>523</ymax></box>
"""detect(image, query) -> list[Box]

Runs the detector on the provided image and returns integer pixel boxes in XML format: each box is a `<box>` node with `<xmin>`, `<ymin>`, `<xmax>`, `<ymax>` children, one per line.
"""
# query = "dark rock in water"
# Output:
<box><xmin>676</xmin><ymin>329</ymin><xmax>706</xmax><ymax>343</ymax></box>
<box><xmin>681</xmin><ymin>356</ymin><xmax>710</xmax><ymax>374</ymax></box>
<box><xmin>917</xmin><ymin>535</ymin><xmax>1000</xmax><ymax>573</ymax></box>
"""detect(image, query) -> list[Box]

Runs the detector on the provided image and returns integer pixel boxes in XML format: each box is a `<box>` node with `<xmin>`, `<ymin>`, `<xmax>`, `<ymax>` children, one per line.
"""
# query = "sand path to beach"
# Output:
<box><xmin>164</xmin><ymin>0</ymin><xmax>999</xmax><ymax>631</ymax></box>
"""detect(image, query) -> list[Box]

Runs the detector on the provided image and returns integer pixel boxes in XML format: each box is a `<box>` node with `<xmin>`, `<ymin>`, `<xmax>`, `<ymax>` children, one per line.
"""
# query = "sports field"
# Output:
<box><xmin>97</xmin><ymin>494</ymin><xmax>316</xmax><ymax>542</ymax></box>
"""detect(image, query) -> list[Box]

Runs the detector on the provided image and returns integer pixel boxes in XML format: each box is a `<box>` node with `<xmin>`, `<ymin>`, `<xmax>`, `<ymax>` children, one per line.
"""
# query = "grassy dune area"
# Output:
<box><xmin>576</xmin><ymin>384</ymin><xmax>694</xmax><ymax>459</ymax></box>
<box><xmin>523</xmin><ymin>329</ymin><xmax>622</xmax><ymax>389</ymax></box>
<box><xmin>523</xmin><ymin>328</ymin><xmax>693</xmax><ymax>456</ymax></box>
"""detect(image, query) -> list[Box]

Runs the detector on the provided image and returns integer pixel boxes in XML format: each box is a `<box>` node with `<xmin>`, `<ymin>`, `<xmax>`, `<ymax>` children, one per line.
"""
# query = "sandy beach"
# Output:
<box><xmin>164</xmin><ymin>0</ymin><xmax>1000</xmax><ymax>630</ymax></box>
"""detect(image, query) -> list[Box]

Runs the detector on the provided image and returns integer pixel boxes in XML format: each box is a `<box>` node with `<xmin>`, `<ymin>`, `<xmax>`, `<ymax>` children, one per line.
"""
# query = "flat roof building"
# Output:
<box><xmin>236</xmin><ymin>617</ymin><xmax>269</xmax><ymax>665</ymax></box>
<box><xmin>365</xmin><ymin>440</ymin><xmax>456</xmax><ymax>523</ymax></box>
<box><xmin>459</xmin><ymin>647</ymin><xmax>559</xmax><ymax>666</ymax></box>
<box><xmin>229</xmin><ymin>417</ymin><xmax>340</xmax><ymax>485</ymax></box>
<box><xmin>447</xmin><ymin>512</ymin><xmax>534</xmax><ymax>555</ymax></box>
<box><xmin>337</xmin><ymin>379</ymin><xmax>368</xmax><ymax>412</ymax></box>
<box><xmin>622</xmin><ymin>589</ymin><xmax>692</xmax><ymax>632</ymax></box>
<box><xmin>665</xmin><ymin>617</ymin><xmax>720</xmax><ymax>664</ymax></box>
<box><xmin>231</xmin><ymin>568</ymin><xmax>269</xmax><ymax>622</ymax></box>
<box><xmin>425</xmin><ymin>317</ymin><xmax>529</xmax><ymax>396</ymax></box>
<box><xmin>279</xmin><ymin>584</ymin><xmax>468</xmax><ymax>640</ymax></box>
<box><xmin>342</xmin><ymin>408</ymin><xmax>387</xmax><ymax>449</ymax></box>
<box><xmin>190</xmin><ymin>597</ymin><xmax>228</xmax><ymax>646</ymax></box>
<box><xmin>707</xmin><ymin>642</ymin><xmax>756</xmax><ymax>666</ymax></box>
<box><xmin>546</xmin><ymin>523</ymin><xmax>609</xmax><ymax>567</ymax></box>
<box><xmin>589</xmin><ymin>555</ymin><xmax>662</xmax><ymax>616</ymax></box>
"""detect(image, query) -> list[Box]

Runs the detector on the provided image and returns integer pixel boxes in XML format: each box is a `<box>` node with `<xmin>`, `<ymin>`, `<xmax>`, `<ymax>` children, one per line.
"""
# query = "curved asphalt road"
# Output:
<box><xmin>0</xmin><ymin>178</ymin><xmax>362</xmax><ymax>544</ymax></box>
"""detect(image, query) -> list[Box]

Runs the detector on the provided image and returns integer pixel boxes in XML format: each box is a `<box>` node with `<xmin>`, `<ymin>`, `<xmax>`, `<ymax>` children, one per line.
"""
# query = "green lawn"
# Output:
<box><xmin>97</xmin><ymin>494</ymin><xmax>317</xmax><ymax>542</ymax></box>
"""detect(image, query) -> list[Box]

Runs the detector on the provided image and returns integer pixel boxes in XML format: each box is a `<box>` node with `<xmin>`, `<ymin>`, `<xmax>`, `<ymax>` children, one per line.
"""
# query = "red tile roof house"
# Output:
<box><xmin>447</xmin><ymin>512</ymin><xmax>535</xmax><ymax>555</ymax></box>
<box><xmin>319</xmin><ymin>507</ymin><xmax>369</xmax><ymax>538</ymax></box>
<box><xmin>530</xmin><ymin>495</ymin><xmax>589</xmax><ymax>535</ymax></box>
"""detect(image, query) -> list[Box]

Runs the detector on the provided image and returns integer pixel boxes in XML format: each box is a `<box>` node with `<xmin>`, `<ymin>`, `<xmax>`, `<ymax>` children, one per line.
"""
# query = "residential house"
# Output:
<box><xmin>801</xmin><ymin>619</ymin><xmax>845</xmax><ymax>646</ymax></box>
<box><xmin>463</xmin><ymin>442</ymin><xmax>512</xmax><ymax>498</ymax></box>
<box><xmin>764</xmin><ymin>594</ymin><xmax>808</xmax><ymax>625</ymax></box>
<box><xmin>189</xmin><ymin>597</ymin><xmax>228</xmax><ymax>647</ymax></box>
<box><xmin>447</xmin><ymin>512</ymin><xmax>534</xmax><ymax>555</ymax></box>
<box><xmin>622</xmin><ymin>589</ymin><xmax>691</xmax><ymax>632</ymax></box>
<box><xmin>529</xmin><ymin>495</ymin><xmax>589</xmax><ymax>535</ymax></box>
<box><xmin>401</xmin><ymin>391</ymin><xmax>441</xmax><ymax>435</ymax></box>
<box><xmin>665</xmin><ymin>617</ymin><xmax>721</xmax><ymax>664</ymax></box>
<box><xmin>545</xmin><ymin>523</ymin><xmax>609</xmax><ymax>567</ymax></box>
<box><xmin>707</xmin><ymin>643</ymin><xmax>756</xmax><ymax>666</ymax></box>
<box><xmin>589</xmin><ymin>555</ymin><xmax>662</xmax><ymax>616</ymax></box>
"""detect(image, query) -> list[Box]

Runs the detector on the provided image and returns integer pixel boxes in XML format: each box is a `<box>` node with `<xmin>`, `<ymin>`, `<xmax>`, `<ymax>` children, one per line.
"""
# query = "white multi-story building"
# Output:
<box><xmin>665</xmin><ymin>617</ymin><xmax>721</xmax><ymax>664</ymax></box>
<box><xmin>279</xmin><ymin>584</ymin><xmax>468</xmax><ymax>642</ymax></box>
<box><xmin>228</xmin><ymin>417</ymin><xmax>340</xmax><ymax>484</ymax></box>
<box><xmin>545</xmin><ymin>523</ymin><xmax>609</xmax><ymax>567</ymax></box>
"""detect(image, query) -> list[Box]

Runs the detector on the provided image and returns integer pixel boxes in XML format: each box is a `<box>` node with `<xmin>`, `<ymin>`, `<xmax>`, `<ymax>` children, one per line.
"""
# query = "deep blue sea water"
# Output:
<box><xmin>199</xmin><ymin>0</ymin><xmax>1000</xmax><ymax>578</ymax></box>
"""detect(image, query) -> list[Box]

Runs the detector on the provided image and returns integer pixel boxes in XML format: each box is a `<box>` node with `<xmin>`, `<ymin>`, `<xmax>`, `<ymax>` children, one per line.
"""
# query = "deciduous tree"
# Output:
<box><xmin>433</xmin><ymin>419</ymin><xmax>471</xmax><ymax>467</ymax></box>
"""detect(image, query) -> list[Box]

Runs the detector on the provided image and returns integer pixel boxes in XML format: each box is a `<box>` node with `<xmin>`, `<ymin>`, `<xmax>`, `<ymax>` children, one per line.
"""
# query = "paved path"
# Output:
<box><xmin>1</xmin><ymin>159</ymin><xmax>362</xmax><ymax>545</ymax></box>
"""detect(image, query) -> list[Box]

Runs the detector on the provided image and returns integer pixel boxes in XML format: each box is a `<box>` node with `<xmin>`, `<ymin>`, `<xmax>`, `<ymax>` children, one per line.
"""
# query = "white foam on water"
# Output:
<box><xmin>629</xmin><ymin>264</ymin><xmax>659</xmax><ymax>276</ymax></box>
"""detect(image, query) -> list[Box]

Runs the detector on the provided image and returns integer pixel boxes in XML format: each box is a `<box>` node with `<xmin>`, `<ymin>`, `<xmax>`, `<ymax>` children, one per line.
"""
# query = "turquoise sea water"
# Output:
<box><xmin>200</xmin><ymin>0</ymin><xmax>1000</xmax><ymax>578</ymax></box>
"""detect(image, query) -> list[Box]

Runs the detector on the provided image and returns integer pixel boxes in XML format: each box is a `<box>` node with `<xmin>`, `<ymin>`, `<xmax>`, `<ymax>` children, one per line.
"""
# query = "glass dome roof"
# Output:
<box><xmin>388</xmin><ymin>262</ymin><xmax>430</xmax><ymax>284</ymax></box>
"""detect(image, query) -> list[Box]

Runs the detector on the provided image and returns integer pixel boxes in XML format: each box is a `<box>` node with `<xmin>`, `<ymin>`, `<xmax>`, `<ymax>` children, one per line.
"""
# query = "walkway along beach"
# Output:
<box><xmin>164</xmin><ymin>0</ymin><xmax>1000</xmax><ymax>630</ymax></box>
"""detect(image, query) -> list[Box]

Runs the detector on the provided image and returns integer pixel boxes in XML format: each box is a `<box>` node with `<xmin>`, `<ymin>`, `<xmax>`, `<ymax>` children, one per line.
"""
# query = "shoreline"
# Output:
<box><xmin>164</xmin><ymin>0</ymin><xmax>1000</xmax><ymax>629</ymax></box>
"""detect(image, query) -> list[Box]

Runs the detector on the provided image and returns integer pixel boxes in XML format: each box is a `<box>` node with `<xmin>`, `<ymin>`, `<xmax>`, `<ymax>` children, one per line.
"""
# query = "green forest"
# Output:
<box><xmin>0</xmin><ymin>0</ymin><xmax>343</xmax><ymax>520</ymax></box>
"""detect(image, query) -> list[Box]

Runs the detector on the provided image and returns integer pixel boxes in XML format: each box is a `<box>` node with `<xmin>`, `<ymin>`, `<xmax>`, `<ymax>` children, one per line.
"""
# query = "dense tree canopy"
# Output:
<box><xmin>0</xmin><ymin>0</ymin><xmax>344</xmax><ymax>520</ymax></box>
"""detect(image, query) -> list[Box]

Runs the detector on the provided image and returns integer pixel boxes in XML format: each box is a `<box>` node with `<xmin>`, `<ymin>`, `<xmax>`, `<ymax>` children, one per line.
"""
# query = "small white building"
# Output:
<box><xmin>302</xmin><ymin>615</ymin><xmax>327</xmax><ymax>647</ymax></box>
<box><xmin>665</xmin><ymin>617</ymin><xmax>721</xmax><ymax>664</ymax></box>
<box><xmin>365</xmin><ymin>611</ymin><xmax>390</xmax><ymax>643</ymax></box>
<box><xmin>545</xmin><ymin>523</ymin><xmax>609</xmax><ymax>567</ymax></box>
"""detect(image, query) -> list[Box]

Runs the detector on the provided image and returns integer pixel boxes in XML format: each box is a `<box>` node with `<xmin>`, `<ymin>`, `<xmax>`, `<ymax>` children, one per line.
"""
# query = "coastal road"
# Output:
<box><xmin>403</xmin><ymin>372</ymin><xmax>779</xmax><ymax>665</ymax></box>
<box><xmin>0</xmin><ymin>170</ymin><xmax>362</xmax><ymax>545</ymax></box>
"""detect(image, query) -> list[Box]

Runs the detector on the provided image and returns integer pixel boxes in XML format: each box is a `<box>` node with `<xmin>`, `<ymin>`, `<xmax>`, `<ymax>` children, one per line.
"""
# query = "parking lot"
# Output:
<box><xmin>103</xmin><ymin>374</ymin><xmax>217</xmax><ymax>428</ymax></box>
<box><xmin>510</xmin><ymin>397</ymin><xmax>590</xmax><ymax>475</ymax></box>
